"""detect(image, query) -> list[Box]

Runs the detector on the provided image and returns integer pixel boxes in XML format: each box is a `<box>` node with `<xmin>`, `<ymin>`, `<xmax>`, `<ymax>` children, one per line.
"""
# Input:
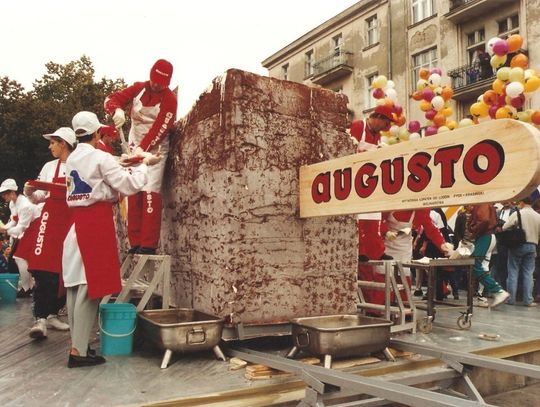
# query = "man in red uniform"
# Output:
<box><xmin>104</xmin><ymin>59</ymin><xmax>177</xmax><ymax>254</ymax></box>
<box><xmin>96</xmin><ymin>125</ymin><xmax>118</xmax><ymax>154</ymax></box>
<box><xmin>349</xmin><ymin>105</ymin><xmax>395</xmax><ymax>263</ymax></box>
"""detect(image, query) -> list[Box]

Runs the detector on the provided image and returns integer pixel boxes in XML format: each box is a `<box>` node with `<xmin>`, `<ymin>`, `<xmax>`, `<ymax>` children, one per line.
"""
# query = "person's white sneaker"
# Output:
<box><xmin>29</xmin><ymin>318</ymin><xmax>48</xmax><ymax>339</ymax></box>
<box><xmin>474</xmin><ymin>295</ymin><xmax>489</xmax><ymax>308</ymax></box>
<box><xmin>47</xmin><ymin>315</ymin><xmax>70</xmax><ymax>331</ymax></box>
<box><xmin>490</xmin><ymin>290</ymin><xmax>510</xmax><ymax>308</ymax></box>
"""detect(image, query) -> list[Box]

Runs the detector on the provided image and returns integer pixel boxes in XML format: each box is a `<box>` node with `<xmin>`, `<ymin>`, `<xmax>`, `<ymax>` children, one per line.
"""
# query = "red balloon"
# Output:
<box><xmin>425</xmin><ymin>109</ymin><xmax>437</xmax><ymax>120</ymax></box>
<box><xmin>408</xmin><ymin>120</ymin><xmax>421</xmax><ymax>133</ymax></box>
<box><xmin>488</xmin><ymin>105</ymin><xmax>499</xmax><ymax>119</ymax></box>
<box><xmin>510</xmin><ymin>95</ymin><xmax>525</xmax><ymax>108</ymax></box>
<box><xmin>393</xmin><ymin>105</ymin><xmax>403</xmax><ymax>116</ymax></box>
<box><xmin>425</xmin><ymin>126</ymin><xmax>438</xmax><ymax>136</ymax></box>
<box><xmin>422</xmin><ymin>88</ymin><xmax>434</xmax><ymax>102</ymax></box>
<box><xmin>372</xmin><ymin>88</ymin><xmax>385</xmax><ymax>99</ymax></box>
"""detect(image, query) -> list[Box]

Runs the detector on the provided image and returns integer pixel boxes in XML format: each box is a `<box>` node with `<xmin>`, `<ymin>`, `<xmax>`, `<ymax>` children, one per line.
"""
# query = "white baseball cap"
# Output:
<box><xmin>0</xmin><ymin>178</ymin><xmax>18</xmax><ymax>194</ymax></box>
<box><xmin>43</xmin><ymin>127</ymin><xmax>77</xmax><ymax>147</ymax></box>
<box><xmin>72</xmin><ymin>111</ymin><xmax>104</xmax><ymax>137</ymax></box>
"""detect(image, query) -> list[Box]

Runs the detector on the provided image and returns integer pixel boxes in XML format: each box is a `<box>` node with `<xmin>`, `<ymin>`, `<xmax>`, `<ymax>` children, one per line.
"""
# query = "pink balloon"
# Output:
<box><xmin>422</xmin><ymin>88</ymin><xmax>434</xmax><ymax>102</ymax></box>
<box><xmin>492</xmin><ymin>40</ymin><xmax>509</xmax><ymax>56</ymax></box>
<box><xmin>430</xmin><ymin>67</ymin><xmax>442</xmax><ymax>76</ymax></box>
<box><xmin>510</xmin><ymin>95</ymin><xmax>525</xmax><ymax>108</ymax></box>
<box><xmin>394</xmin><ymin>105</ymin><xmax>403</xmax><ymax>116</ymax></box>
<box><xmin>425</xmin><ymin>126</ymin><xmax>438</xmax><ymax>137</ymax></box>
<box><xmin>408</xmin><ymin>120</ymin><xmax>421</xmax><ymax>133</ymax></box>
<box><xmin>489</xmin><ymin>104</ymin><xmax>499</xmax><ymax>119</ymax></box>
<box><xmin>372</xmin><ymin>88</ymin><xmax>385</xmax><ymax>99</ymax></box>
<box><xmin>425</xmin><ymin>109</ymin><xmax>437</xmax><ymax>120</ymax></box>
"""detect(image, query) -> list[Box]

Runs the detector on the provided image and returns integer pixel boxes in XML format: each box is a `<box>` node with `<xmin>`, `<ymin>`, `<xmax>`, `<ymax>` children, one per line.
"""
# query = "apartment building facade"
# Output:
<box><xmin>262</xmin><ymin>0</ymin><xmax>540</xmax><ymax>125</ymax></box>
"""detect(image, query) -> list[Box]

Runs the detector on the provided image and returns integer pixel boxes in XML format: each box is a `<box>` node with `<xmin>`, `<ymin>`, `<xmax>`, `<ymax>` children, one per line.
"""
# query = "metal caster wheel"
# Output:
<box><xmin>457</xmin><ymin>314</ymin><xmax>472</xmax><ymax>330</ymax></box>
<box><xmin>418</xmin><ymin>318</ymin><xmax>433</xmax><ymax>334</ymax></box>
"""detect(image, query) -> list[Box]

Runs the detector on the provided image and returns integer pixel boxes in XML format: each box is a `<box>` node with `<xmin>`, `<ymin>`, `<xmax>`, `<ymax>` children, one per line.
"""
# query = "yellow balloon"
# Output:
<box><xmin>470</xmin><ymin>102</ymin><xmax>489</xmax><ymax>118</ymax></box>
<box><xmin>492</xmin><ymin>79</ymin><xmax>505</xmax><ymax>94</ymax></box>
<box><xmin>447</xmin><ymin>120</ymin><xmax>458</xmax><ymax>130</ymax></box>
<box><xmin>416</xmin><ymin>79</ymin><xmax>428</xmax><ymax>91</ymax></box>
<box><xmin>495</xmin><ymin>106</ymin><xmax>513</xmax><ymax>119</ymax></box>
<box><xmin>388</xmin><ymin>136</ymin><xmax>399</xmax><ymax>145</ymax></box>
<box><xmin>442</xmin><ymin>107</ymin><xmax>453</xmax><ymax>117</ymax></box>
<box><xmin>509</xmin><ymin>67</ymin><xmax>525</xmax><ymax>83</ymax></box>
<box><xmin>420</xmin><ymin>100</ymin><xmax>432</xmax><ymax>112</ymax></box>
<box><xmin>398</xmin><ymin>132</ymin><xmax>410</xmax><ymax>141</ymax></box>
<box><xmin>372</xmin><ymin>75</ymin><xmax>388</xmax><ymax>89</ymax></box>
<box><xmin>524</xmin><ymin>76</ymin><xmax>540</xmax><ymax>93</ymax></box>
<box><xmin>438</xmin><ymin>126</ymin><xmax>450</xmax><ymax>133</ymax></box>
<box><xmin>491</xmin><ymin>54</ymin><xmax>507</xmax><ymax>69</ymax></box>
<box><xmin>517</xmin><ymin>111</ymin><xmax>531</xmax><ymax>122</ymax></box>
<box><xmin>496</xmin><ymin>67</ymin><xmax>511</xmax><ymax>82</ymax></box>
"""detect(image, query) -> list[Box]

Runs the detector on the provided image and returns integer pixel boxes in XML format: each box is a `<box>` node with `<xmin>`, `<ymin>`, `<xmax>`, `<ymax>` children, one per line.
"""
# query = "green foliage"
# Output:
<box><xmin>0</xmin><ymin>55</ymin><xmax>126</xmax><ymax>186</ymax></box>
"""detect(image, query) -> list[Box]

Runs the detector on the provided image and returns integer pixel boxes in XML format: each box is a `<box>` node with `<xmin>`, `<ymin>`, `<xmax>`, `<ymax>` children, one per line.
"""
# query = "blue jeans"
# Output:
<box><xmin>506</xmin><ymin>243</ymin><xmax>537</xmax><ymax>305</ymax></box>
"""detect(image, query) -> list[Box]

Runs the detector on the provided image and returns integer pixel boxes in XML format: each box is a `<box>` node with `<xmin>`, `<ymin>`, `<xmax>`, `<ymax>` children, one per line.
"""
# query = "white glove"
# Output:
<box><xmin>113</xmin><ymin>108</ymin><xmax>126</xmax><ymax>127</ymax></box>
<box><xmin>385</xmin><ymin>231</ymin><xmax>398</xmax><ymax>241</ymax></box>
<box><xmin>400</xmin><ymin>227</ymin><xmax>412</xmax><ymax>236</ymax></box>
<box><xmin>119</xmin><ymin>154</ymin><xmax>131</xmax><ymax>167</ymax></box>
<box><xmin>143</xmin><ymin>153</ymin><xmax>162</xmax><ymax>166</ymax></box>
<box><xmin>23</xmin><ymin>182</ymin><xmax>36</xmax><ymax>197</ymax></box>
<box><xmin>440</xmin><ymin>242</ymin><xmax>455</xmax><ymax>257</ymax></box>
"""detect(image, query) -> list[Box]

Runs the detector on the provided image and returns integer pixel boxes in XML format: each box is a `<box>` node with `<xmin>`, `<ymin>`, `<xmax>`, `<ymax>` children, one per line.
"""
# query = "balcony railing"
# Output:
<box><xmin>447</xmin><ymin>61</ymin><xmax>495</xmax><ymax>92</ymax></box>
<box><xmin>311</xmin><ymin>49</ymin><xmax>353</xmax><ymax>85</ymax></box>
<box><xmin>445</xmin><ymin>0</ymin><xmax>514</xmax><ymax>24</ymax></box>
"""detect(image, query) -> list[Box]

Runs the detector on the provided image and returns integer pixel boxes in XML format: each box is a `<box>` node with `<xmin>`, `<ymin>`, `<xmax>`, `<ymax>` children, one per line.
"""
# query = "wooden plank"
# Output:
<box><xmin>331</xmin><ymin>356</ymin><xmax>381</xmax><ymax>369</ymax></box>
<box><xmin>300</xmin><ymin>119</ymin><xmax>540</xmax><ymax>217</ymax></box>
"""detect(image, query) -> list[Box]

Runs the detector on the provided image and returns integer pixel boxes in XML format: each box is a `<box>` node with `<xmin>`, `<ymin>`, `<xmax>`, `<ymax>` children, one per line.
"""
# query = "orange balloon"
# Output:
<box><xmin>507</xmin><ymin>34</ymin><xmax>523</xmax><ymax>53</ymax></box>
<box><xmin>483</xmin><ymin>90</ymin><xmax>498</xmax><ymax>105</ymax></box>
<box><xmin>419</xmin><ymin>68</ymin><xmax>430</xmax><ymax>80</ymax></box>
<box><xmin>532</xmin><ymin>110</ymin><xmax>540</xmax><ymax>125</ymax></box>
<box><xmin>440</xmin><ymin>86</ymin><xmax>454</xmax><ymax>101</ymax></box>
<box><xmin>442</xmin><ymin>107</ymin><xmax>453</xmax><ymax>117</ymax></box>
<box><xmin>395</xmin><ymin>115</ymin><xmax>406</xmax><ymax>127</ymax></box>
<box><xmin>492</xmin><ymin>79</ymin><xmax>505</xmax><ymax>94</ymax></box>
<box><xmin>433</xmin><ymin>113</ymin><xmax>446</xmax><ymax>127</ymax></box>
<box><xmin>412</xmin><ymin>90</ymin><xmax>423</xmax><ymax>101</ymax></box>
<box><xmin>510</xmin><ymin>53</ymin><xmax>529</xmax><ymax>69</ymax></box>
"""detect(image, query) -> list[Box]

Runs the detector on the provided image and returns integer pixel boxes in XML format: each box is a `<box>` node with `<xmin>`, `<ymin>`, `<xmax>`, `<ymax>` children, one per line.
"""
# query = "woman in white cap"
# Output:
<box><xmin>23</xmin><ymin>127</ymin><xmax>76</xmax><ymax>339</ymax></box>
<box><xmin>104</xmin><ymin>59</ymin><xmax>177</xmax><ymax>255</ymax></box>
<box><xmin>63</xmin><ymin>111</ymin><xmax>159</xmax><ymax>368</ymax></box>
<box><xmin>0</xmin><ymin>178</ymin><xmax>42</xmax><ymax>294</ymax></box>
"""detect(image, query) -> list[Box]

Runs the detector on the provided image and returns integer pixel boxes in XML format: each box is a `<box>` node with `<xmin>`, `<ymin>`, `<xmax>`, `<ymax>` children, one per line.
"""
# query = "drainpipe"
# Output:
<box><xmin>387</xmin><ymin>0</ymin><xmax>393</xmax><ymax>79</ymax></box>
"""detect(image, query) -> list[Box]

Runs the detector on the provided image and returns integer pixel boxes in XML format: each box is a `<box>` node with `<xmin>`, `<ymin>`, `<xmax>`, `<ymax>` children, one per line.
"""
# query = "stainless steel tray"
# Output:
<box><xmin>290</xmin><ymin>314</ymin><xmax>392</xmax><ymax>358</ymax></box>
<box><xmin>138</xmin><ymin>308</ymin><xmax>224</xmax><ymax>357</ymax></box>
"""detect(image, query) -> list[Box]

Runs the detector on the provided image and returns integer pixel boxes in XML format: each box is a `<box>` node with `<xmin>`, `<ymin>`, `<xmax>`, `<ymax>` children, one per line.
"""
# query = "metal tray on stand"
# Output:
<box><xmin>287</xmin><ymin>314</ymin><xmax>393</xmax><ymax>368</ymax></box>
<box><xmin>138</xmin><ymin>308</ymin><xmax>226</xmax><ymax>368</ymax></box>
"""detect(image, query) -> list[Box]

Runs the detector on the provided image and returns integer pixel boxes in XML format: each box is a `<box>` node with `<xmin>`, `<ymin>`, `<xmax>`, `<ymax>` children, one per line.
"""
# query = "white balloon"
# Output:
<box><xmin>431</xmin><ymin>95</ymin><xmax>445</xmax><ymax>111</ymax></box>
<box><xmin>428</xmin><ymin>73</ymin><xmax>441</xmax><ymax>88</ymax></box>
<box><xmin>380</xmin><ymin>136</ymin><xmax>390</xmax><ymax>145</ymax></box>
<box><xmin>506</xmin><ymin>81</ymin><xmax>524</xmax><ymax>98</ymax></box>
<box><xmin>386</xmin><ymin>80</ymin><xmax>395</xmax><ymax>89</ymax></box>
<box><xmin>385</xmin><ymin>88</ymin><xmax>398</xmax><ymax>102</ymax></box>
<box><xmin>389</xmin><ymin>125</ymin><xmax>400</xmax><ymax>136</ymax></box>
<box><xmin>409</xmin><ymin>132</ymin><xmax>421</xmax><ymax>140</ymax></box>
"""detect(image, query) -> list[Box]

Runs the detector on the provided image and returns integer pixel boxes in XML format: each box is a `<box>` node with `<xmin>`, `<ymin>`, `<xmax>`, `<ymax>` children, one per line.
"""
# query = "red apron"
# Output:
<box><xmin>73</xmin><ymin>201</ymin><xmax>121</xmax><ymax>299</ymax></box>
<box><xmin>12</xmin><ymin>216</ymin><xmax>40</xmax><ymax>262</ymax></box>
<box><xmin>27</xmin><ymin>162</ymin><xmax>73</xmax><ymax>273</ymax></box>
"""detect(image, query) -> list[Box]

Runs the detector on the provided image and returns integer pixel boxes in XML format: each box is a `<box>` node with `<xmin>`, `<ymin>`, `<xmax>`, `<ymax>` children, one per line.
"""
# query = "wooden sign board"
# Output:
<box><xmin>299</xmin><ymin>119</ymin><xmax>540</xmax><ymax>218</ymax></box>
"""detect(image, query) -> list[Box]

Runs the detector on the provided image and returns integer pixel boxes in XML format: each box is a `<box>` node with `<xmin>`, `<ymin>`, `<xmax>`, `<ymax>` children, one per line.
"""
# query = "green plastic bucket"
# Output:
<box><xmin>0</xmin><ymin>274</ymin><xmax>19</xmax><ymax>304</ymax></box>
<box><xmin>99</xmin><ymin>303</ymin><xmax>137</xmax><ymax>356</ymax></box>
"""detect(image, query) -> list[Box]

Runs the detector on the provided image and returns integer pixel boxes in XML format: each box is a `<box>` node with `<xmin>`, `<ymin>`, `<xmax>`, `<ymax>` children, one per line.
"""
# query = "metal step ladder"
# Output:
<box><xmin>357</xmin><ymin>260</ymin><xmax>417</xmax><ymax>333</ymax></box>
<box><xmin>101</xmin><ymin>253</ymin><xmax>171</xmax><ymax>311</ymax></box>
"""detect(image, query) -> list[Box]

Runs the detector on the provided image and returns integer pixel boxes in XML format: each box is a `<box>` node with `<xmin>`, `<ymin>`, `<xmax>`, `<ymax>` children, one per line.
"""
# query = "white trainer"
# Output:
<box><xmin>29</xmin><ymin>318</ymin><xmax>48</xmax><ymax>339</ymax></box>
<box><xmin>490</xmin><ymin>290</ymin><xmax>510</xmax><ymax>308</ymax></box>
<box><xmin>47</xmin><ymin>315</ymin><xmax>70</xmax><ymax>331</ymax></box>
<box><xmin>474</xmin><ymin>295</ymin><xmax>489</xmax><ymax>308</ymax></box>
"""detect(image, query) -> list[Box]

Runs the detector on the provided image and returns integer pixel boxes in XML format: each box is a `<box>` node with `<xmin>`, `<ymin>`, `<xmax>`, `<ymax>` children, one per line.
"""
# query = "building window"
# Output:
<box><xmin>467</xmin><ymin>28</ymin><xmax>485</xmax><ymax>64</ymax></box>
<box><xmin>282</xmin><ymin>63</ymin><xmax>289</xmax><ymax>81</ymax></box>
<box><xmin>412</xmin><ymin>0</ymin><xmax>435</xmax><ymax>24</ymax></box>
<box><xmin>305</xmin><ymin>50</ymin><xmax>314</xmax><ymax>78</ymax></box>
<box><xmin>498</xmin><ymin>14</ymin><xmax>519</xmax><ymax>37</ymax></box>
<box><xmin>332</xmin><ymin>34</ymin><xmax>343</xmax><ymax>56</ymax></box>
<box><xmin>412</xmin><ymin>48</ymin><xmax>438</xmax><ymax>88</ymax></box>
<box><xmin>366</xmin><ymin>73</ymin><xmax>378</xmax><ymax>109</ymax></box>
<box><xmin>366</xmin><ymin>15</ymin><xmax>378</xmax><ymax>46</ymax></box>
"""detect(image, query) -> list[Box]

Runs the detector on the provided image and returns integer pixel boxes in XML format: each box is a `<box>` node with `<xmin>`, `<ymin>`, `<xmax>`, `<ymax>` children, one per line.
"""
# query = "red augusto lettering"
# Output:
<box><xmin>333</xmin><ymin>168</ymin><xmax>352</xmax><ymax>200</ymax></box>
<box><xmin>311</xmin><ymin>172</ymin><xmax>331</xmax><ymax>203</ymax></box>
<box><xmin>407</xmin><ymin>152</ymin><xmax>432</xmax><ymax>192</ymax></box>
<box><xmin>434</xmin><ymin>145</ymin><xmax>464</xmax><ymax>188</ymax></box>
<box><xmin>354</xmin><ymin>163</ymin><xmax>378</xmax><ymax>198</ymax></box>
<box><xmin>380</xmin><ymin>158</ymin><xmax>404</xmax><ymax>195</ymax></box>
<box><xmin>463</xmin><ymin>140</ymin><xmax>504</xmax><ymax>185</ymax></box>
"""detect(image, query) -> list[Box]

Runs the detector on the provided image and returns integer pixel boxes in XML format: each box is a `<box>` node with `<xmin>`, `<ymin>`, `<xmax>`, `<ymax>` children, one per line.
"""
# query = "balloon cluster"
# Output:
<box><xmin>370</xmin><ymin>75</ymin><xmax>409</xmax><ymax>144</ymax></box>
<box><xmin>411</xmin><ymin>67</ymin><xmax>457</xmax><ymax>136</ymax></box>
<box><xmin>469</xmin><ymin>34</ymin><xmax>540</xmax><ymax>125</ymax></box>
